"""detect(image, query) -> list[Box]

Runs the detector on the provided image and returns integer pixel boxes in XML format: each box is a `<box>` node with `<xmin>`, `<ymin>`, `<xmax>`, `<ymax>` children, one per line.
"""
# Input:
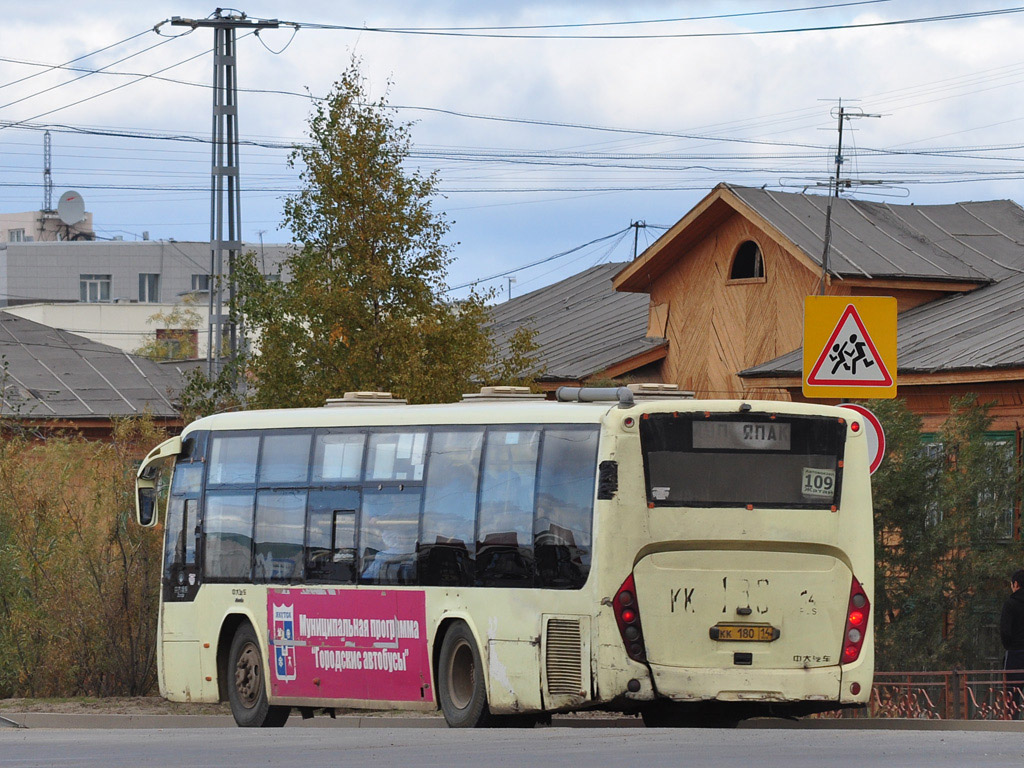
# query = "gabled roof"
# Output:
<box><xmin>487</xmin><ymin>262</ymin><xmax>666</xmax><ymax>382</ymax></box>
<box><xmin>616</xmin><ymin>183</ymin><xmax>1024</xmax><ymax>291</ymax></box>
<box><xmin>0</xmin><ymin>312</ymin><xmax>183</xmax><ymax>420</ymax></box>
<box><xmin>741</xmin><ymin>271</ymin><xmax>1024</xmax><ymax>378</ymax></box>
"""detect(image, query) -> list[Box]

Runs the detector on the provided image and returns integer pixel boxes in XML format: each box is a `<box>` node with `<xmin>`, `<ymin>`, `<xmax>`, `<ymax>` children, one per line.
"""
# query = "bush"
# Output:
<box><xmin>0</xmin><ymin>418</ymin><xmax>164</xmax><ymax>697</ymax></box>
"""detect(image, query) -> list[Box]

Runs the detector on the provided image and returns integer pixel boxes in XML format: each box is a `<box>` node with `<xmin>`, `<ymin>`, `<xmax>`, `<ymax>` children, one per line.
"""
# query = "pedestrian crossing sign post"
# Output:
<box><xmin>803</xmin><ymin>296</ymin><xmax>897</xmax><ymax>399</ymax></box>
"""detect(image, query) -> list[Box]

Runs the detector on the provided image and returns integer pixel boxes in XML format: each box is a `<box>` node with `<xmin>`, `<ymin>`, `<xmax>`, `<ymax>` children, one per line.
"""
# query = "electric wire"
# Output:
<box><xmin>0</xmin><ymin>34</ymin><xmax>185</xmax><ymax>113</ymax></box>
<box><xmin>0</xmin><ymin>28</ymin><xmax>153</xmax><ymax>92</ymax></box>
<box><xmin>447</xmin><ymin>228</ymin><xmax>631</xmax><ymax>291</ymax></box>
<box><xmin>287</xmin><ymin>7</ymin><xmax>1024</xmax><ymax>40</ymax></box>
<box><xmin>360</xmin><ymin>1</ymin><xmax>895</xmax><ymax>31</ymax></box>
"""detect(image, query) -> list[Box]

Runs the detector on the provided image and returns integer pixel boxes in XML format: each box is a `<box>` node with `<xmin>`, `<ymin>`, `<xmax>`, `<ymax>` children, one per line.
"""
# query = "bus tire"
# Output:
<box><xmin>438</xmin><ymin>621</ymin><xmax>491</xmax><ymax>728</ymax></box>
<box><xmin>227</xmin><ymin>623</ymin><xmax>290</xmax><ymax>728</ymax></box>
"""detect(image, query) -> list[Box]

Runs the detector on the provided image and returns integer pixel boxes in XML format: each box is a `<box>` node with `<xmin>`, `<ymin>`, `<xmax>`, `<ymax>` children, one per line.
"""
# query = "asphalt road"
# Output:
<box><xmin>2</xmin><ymin>727</ymin><xmax>1024</xmax><ymax>768</ymax></box>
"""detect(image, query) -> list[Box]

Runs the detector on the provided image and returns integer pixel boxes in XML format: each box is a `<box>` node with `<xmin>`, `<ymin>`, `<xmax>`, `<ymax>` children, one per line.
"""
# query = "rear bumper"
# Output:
<box><xmin>648</xmin><ymin>663</ymin><xmax>855</xmax><ymax>705</ymax></box>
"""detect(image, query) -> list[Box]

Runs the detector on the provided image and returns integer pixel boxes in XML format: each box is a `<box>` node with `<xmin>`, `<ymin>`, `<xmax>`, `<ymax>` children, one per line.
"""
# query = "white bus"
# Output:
<box><xmin>135</xmin><ymin>385</ymin><xmax>873</xmax><ymax>727</ymax></box>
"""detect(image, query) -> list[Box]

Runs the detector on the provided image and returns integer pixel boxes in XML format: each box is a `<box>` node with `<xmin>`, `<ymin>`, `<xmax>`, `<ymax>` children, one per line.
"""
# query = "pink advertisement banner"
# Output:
<box><xmin>267</xmin><ymin>588</ymin><xmax>430</xmax><ymax>702</ymax></box>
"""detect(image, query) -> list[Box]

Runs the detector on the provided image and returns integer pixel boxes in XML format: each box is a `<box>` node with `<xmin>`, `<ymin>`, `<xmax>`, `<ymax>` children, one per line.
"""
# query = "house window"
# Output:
<box><xmin>729</xmin><ymin>240</ymin><xmax>765</xmax><ymax>280</ymax></box>
<box><xmin>80</xmin><ymin>274</ymin><xmax>111</xmax><ymax>303</ymax></box>
<box><xmin>8</xmin><ymin>229</ymin><xmax>25</xmax><ymax>243</ymax></box>
<box><xmin>191</xmin><ymin>274</ymin><xmax>211</xmax><ymax>292</ymax></box>
<box><xmin>139</xmin><ymin>273</ymin><xmax>160</xmax><ymax>303</ymax></box>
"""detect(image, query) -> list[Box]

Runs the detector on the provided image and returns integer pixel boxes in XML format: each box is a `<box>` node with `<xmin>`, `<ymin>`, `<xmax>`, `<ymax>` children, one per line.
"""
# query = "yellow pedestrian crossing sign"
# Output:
<box><xmin>803</xmin><ymin>296</ymin><xmax>897</xmax><ymax>399</ymax></box>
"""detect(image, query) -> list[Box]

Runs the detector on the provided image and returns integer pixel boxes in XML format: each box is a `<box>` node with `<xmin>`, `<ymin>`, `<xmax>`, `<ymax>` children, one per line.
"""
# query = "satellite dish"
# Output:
<box><xmin>57</xmin><ymin>191</ymin><xmax>85</xmax><ymax>226</ymax></box>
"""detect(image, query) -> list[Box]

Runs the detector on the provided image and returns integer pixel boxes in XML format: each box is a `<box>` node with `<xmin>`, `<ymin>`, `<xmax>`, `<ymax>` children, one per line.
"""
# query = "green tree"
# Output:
<box><xmin>235</xmin><ymin>62</ymin><xmax>495</xmax><ymax>408</ymax></box>
<box><xmin>871</xmin><ymin>397</ymin><xmax>1023</xmax><ymax>671</ymax></box>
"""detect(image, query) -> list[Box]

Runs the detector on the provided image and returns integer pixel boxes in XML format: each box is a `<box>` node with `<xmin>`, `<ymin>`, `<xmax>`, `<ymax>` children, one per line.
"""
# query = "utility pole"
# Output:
<box><xmin>169</xmin><ymin>11</ymin><xmax>279</xmax><ymax>376</ymax></box>
<box><xmin>631</xmin><ymin>220</ymin><xmax>646</xmax><ymax>260</ymax></box>
<box><xmin>818</xmin><ymin>100</ymin><xmax>880</xmax><ymax>295</ymax></box>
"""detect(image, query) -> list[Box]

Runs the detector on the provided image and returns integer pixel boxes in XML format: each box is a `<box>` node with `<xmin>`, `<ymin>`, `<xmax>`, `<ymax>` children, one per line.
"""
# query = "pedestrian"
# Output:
<box><xmin>1000</xmin><ymin>569</ymin><xmax>1024</xmax><ymax>717</ymax></box>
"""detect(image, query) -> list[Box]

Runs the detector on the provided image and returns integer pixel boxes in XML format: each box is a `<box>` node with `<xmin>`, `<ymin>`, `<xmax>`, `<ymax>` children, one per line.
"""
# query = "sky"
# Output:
<box><xmin>4</xmin><ymin>1</ymin><xmax>1024</xmax><ymax>301</ymax></box>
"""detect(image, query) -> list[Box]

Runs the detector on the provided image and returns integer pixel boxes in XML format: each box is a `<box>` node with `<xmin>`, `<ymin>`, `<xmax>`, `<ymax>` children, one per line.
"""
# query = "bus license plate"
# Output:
<box><xmin>710</xmin><ymin>623</ymin><xmax>780</xmax><ymax>642</ymax></box>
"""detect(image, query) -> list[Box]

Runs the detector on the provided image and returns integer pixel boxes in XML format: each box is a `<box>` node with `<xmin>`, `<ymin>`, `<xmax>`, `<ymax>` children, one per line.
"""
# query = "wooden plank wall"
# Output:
<box><xmin>650</xmin><ymin>212</ymin><xmax>818</xmax><ymax>398</ymax></box>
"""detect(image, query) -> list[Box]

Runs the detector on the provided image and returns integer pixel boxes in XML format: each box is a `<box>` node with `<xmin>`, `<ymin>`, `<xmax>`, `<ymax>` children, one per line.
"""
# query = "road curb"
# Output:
<box><xmin>2</xmin><ymin>712</ymin><xmax>1024</xmax><ymax>731</ymax></box>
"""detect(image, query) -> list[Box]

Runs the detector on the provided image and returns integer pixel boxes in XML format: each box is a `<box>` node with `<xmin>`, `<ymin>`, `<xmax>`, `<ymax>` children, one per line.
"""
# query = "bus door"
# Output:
<box><xmin>158</xmin><ymin>431</ymin><xmax>211</xmax><ymax>700</ymax></box>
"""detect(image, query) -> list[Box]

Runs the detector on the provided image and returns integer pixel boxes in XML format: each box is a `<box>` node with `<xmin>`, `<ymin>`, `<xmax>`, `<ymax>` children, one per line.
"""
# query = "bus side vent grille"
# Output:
<box><xmin>545</xmin><ymin>618</ymin><xmax>583</xmax><ymax>696</ymax></box>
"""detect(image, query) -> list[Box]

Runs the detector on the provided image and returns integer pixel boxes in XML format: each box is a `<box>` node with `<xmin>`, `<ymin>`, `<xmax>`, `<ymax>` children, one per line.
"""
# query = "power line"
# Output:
<box><xmin>0</xmin><ymin>28</ymin><xmax>153</xmax><ymax>92</ymax></box>
<box><xmin>362</xmin><ymin>1</ymin><xmax>894</xmax><ymax>31</ymax></box>
<box><xmin>0</xmin><ymin>34</ymin><xmax>183</xmax><ymax>113</ymax></box>
<box><xmin>447</xmin><ymin>228</ymin><xmax>631</xmax><ymax>291</ymax></box>
<box><xmin>0</xmin><ymin>42</ymin><xmax>219</xmax><ymax>133</ymax></box>
<box><xmin>288</xmin><ymin>6</ymin><xmax>1024</xmax><ymax>40</ymax></box>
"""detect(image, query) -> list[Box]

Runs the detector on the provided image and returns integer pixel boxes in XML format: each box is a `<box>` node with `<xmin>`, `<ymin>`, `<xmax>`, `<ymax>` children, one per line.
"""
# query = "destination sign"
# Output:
<box><xmin>692</xmin><ymin>421</ymin><xmax>791</xmax><ymax>451</ymax></box>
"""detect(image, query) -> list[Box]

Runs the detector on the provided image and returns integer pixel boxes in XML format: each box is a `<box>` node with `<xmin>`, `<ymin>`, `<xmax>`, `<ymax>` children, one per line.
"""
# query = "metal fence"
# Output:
<box><xmin>823</xmin><ymin>671</ymin><xmax>1024</xmax><ymax>719</ymax></box>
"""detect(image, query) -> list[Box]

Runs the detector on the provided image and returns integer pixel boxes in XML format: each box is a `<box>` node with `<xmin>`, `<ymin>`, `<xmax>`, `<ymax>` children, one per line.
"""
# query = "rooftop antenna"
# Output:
<box><xmin>168</xmin><ymin>10</ymin><xmax>280</xmax><ymax>377</ymax></box>
<box><xmin>42</xmin><ymin>130</ymin><xmax>53</xmax><ymax>212</ymax></box>
<box><xmin>817</xmin><ymin>99</ymin><xmax>880</xmax><ymax>295</ymax></box>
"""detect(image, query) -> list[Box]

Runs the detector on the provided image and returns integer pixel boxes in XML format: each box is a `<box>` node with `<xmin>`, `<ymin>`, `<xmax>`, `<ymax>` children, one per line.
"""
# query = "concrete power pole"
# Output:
<box><xmin>170</xmin><ymin>11</ymin><xmax>279</xmax><ymax>376</ymax></box>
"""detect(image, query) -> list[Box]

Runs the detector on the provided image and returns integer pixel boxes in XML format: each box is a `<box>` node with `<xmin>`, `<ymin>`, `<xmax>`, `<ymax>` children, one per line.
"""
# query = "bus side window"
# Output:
<box><xmin>313</xmin><ymin>432</ymin><xmax>365</xmax><ymax>483</ymax></box>
<box><xmin>359</xmin><ymin>488</ymin><xmax>420</xmax><ymax>585</ymax></box>
<box><xmin>204</xmin><ymin>491</ymin><xmax>256</xmax><ymax>582</ymax></box>
<box><xmin>366</xmin><ymin>431</ymin><xmax>428</xmax><ymax>481</ymax></box>
<box><xmin>477</xmin><ymin>429</ymin><xmax>539</xmax><ymax>587</ymax></box>
<box><xmin>253</xmin><ymin>490</ymin><xmax>307</xmax><ymax>583</ymax></box>
<box><xmin>306</xmin><ymin>489</ymin><xmax>359</xmax><ymax>583</ymax></box>
<box><xmin>208</xmin><ymin>435</ymin><xmax>259</xmax><ymax>485</ymax></box>
<box><xmin>259</xmin><ymin>432</ymin><xmax>313</xmax><ymax>485</ymax></box>
<box><xmin>534</xmin><ymin>428</ymin><xmax>598</xmax><ymax>589</ymax></box>
<box><xmin>420</xmin><ymin>429</ymin><xmax>483</xmax><ymax>586</ymax></box>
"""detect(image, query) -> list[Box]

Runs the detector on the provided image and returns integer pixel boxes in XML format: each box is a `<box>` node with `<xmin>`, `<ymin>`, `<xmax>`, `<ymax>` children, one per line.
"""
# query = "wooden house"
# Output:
<box><xmin>491</xmin><ymin>183</ymin><xmax>1024</xmax><ymax>434</ymax></box>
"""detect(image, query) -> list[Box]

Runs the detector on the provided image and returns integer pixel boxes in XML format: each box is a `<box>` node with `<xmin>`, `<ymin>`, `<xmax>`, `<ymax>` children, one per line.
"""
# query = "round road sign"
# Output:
<box><xmin>838</xmin><ymin>403</ymin><xmax>885</xmax><ymax>475</ymax></box>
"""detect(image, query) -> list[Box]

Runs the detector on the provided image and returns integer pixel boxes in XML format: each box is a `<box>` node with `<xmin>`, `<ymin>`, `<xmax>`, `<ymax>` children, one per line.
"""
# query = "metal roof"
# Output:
<box><xmin>741</xmin><ymin>271</ymin><xmax>1024</xmax><ymax>378</ymax></box>
<box><xmin>0</xmin><ymin>312</ymin><xmax>183</xmax><ymax>419</ymax></box>
<box><xmin>486</xmin><ymin>262</ymin><xmax>665</xmax><ymax>382</ymax></box>
<box><xmin>729</xmin><ymin>185</ymin><xmax>1024</xmax><ymax>282</ymax></box>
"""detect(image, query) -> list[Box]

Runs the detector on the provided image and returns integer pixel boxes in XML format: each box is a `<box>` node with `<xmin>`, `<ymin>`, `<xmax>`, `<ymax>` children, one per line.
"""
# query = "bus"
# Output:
<box><xmin>135</xmin><ymin>384</ymin><xmax>873</xmax><ymax>728</ymax></box>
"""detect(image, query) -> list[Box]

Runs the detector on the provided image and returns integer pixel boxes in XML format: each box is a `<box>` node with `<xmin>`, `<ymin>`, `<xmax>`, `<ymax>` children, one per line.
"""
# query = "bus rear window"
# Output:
<box><xmin>639</xmin><ymin>413</ymin><xmax>845</xmax><ymax>508</ymax></box>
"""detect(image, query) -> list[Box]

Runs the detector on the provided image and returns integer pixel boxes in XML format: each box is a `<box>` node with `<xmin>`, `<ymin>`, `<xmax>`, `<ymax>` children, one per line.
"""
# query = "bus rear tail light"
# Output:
<box><xmin>613</xmin><ymin>573</ymin><xmax>647</xmax><ymax>662</ymax></box>
<box><xmin>841</xmin><ymin>577</ymin><xmax>870</xmax><ymax>664</ymax></box>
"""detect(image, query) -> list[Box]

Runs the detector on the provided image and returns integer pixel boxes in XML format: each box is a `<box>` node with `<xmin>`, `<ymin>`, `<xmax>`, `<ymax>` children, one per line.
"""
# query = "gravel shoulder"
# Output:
<box><xmin>0</xmin><ymin>697</ymin><xmax>232</xmax><ymax>716</ymax></box>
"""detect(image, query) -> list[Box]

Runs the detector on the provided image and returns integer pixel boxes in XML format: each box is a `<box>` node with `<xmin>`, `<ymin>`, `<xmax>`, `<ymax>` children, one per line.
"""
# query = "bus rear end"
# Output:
<box><xmin>604</xmin><ymin>402</ymin><xmax>872</xmax><ymax>722</ymax></box>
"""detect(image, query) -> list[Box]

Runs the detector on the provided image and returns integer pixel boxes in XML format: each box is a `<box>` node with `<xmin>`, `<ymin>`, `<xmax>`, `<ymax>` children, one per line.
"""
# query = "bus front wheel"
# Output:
<box><xmin>438</xmin><ymin>622</ymin><xmax>491</xmax><ymax>728</ymax></box>
<box><xmin>227</xmin><ymin>623</ymin><xmax>290</xmax><ymax>728</ymax></box>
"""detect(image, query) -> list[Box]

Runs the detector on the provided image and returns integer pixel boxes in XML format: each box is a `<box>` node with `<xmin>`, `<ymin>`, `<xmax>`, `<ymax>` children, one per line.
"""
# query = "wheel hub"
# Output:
<box><xmin>448</xmin><ymin>639</ymin><xmax>476</xmax><ymax>710</ymax></box>
<box><xmin>235</xmin><ymin>642</ymin><xmax>262</xmax><ymax>709</ymax></box>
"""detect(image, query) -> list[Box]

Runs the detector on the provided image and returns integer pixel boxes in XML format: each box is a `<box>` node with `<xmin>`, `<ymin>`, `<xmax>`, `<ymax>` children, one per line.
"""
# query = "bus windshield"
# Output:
<box><xmin>639</xmin><ymin>412</ymin><xmax>846</xmax><ymax>508</ymax></box>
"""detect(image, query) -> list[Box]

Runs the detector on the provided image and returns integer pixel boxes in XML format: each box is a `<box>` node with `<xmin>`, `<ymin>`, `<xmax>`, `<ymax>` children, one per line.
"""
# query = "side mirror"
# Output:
<box><xmin>137</xmin><ymin>484</ymin><xmax>158</xmax><ymax>527</ymax></box>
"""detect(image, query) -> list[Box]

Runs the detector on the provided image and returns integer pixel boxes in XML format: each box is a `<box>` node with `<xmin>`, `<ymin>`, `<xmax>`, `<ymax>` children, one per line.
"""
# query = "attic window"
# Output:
<box><xmin>729</xmin><ymin>240</ymin><xmax>765</xmax><ymax>281</ymax></box>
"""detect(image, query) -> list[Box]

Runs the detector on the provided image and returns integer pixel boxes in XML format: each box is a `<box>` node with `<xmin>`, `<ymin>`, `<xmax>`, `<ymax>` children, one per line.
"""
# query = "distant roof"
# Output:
<box><xmin>616</xmin><ymin>184</ymin><xmax>1024</xmax><ymax>292</ymax></box>
<box><xmin>487</xmin><ymin>262</ymin><xmax>665</xmax><ymax>382</ymax></box>
<box><xmin>0</xmin><ymin>312</ymin><xmax>184</xmax><ymax>420</ymax></box>
<box><xmin>729</xmin><ymin>185</ymin><xmax>1024</xmax><ymax>282</ymax></box>
<box><xmin>741</xmin><ymin>271</ymin><xmax>1024</xmax><ymax>378</ymax></box>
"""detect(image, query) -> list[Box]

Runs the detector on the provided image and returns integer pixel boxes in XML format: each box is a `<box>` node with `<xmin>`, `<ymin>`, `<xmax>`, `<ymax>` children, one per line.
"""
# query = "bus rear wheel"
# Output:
<box><xmin>438</xmin><ymin>622</ymin><xmax>491</xmax><ymax>728</ymax></box>
<box><xmin>227</xmin><ymin>623</ymin><xmax>290</xmax><ymax>728</ymax></box>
